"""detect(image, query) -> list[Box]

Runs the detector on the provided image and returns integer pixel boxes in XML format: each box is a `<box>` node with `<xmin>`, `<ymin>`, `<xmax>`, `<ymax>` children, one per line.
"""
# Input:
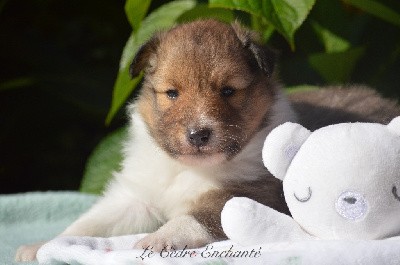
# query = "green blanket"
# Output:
<box><xmin>0</xmin><ymin>192</ymin><xmax>98</xmax><ymax>265</ymax></box>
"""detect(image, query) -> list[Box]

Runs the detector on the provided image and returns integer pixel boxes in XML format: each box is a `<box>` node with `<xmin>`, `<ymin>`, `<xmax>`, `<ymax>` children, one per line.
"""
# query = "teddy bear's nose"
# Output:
<box><xmin>343</xmin><ymin>197</ymin><xmax>357</xmax><ymax>204</ymax></box>
<box><xmin>335</xmin><ymin>190</ymin><xmax>368</xmax><ymax>221</ymax></box>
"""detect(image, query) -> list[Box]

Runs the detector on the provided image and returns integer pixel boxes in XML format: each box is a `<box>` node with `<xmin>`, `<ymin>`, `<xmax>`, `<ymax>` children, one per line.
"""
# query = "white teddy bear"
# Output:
<box><xmin>222</xmin><ymin>117</ymin><xmax>400</xmax><ymax>246</ymax></box>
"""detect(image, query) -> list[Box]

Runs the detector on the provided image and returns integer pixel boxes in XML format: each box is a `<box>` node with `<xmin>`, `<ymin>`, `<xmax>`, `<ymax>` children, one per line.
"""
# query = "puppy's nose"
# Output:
<box><xmin>187</xmin><ymin>128</ymin><xmax>212</xmax><ymax>147</ymax></box>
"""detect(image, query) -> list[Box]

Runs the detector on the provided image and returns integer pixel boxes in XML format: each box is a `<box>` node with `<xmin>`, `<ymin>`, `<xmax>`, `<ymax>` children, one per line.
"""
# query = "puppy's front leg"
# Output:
<box><xmin>135</xmin><ymin>189</ymin><xmax>232</xmax><ymax>251</ymax></box>
<box><xmin>60</xmin><ymin>196</ymin><xmax>162</xmax><ymax>237</ymax></box>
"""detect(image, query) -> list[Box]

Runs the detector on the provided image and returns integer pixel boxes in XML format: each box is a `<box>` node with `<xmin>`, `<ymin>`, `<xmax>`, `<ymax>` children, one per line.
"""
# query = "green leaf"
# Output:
<box><xmin>80</xmin><ymin>127</ymin><xmax>128</xmax><ymax>194</ymax></box>
<box><xmin>125</xmin><ymin>0</ymin><xmax>152</xmax><ymax>32</ymax></box>
<box><xmin>178</xmin><ymin>3</ymin><xmax>234</xmax><ymax>23</ymax></box>
<box><xmin>251</xmin><ymin>15</ymin><xmax>275</xmax><ymax>43</ymax></box>
<box><xmin>263</xmin><ymin>0</ymin><xmax>316</xmax><ymax>49</ymax></box>
<box><xmin>106</xmin><ymin>69</ymin><xmax>143</xmax><ymax>125</ymax></box>
<box><xmin>308</xmin><ymin>47</ymin><xmax>365</xmax><ymax>83</ymax></box>
<box><xmin>311</xmin><ymin>21</ymin><xmax>351</xmax><ymax>53</ymax></box>
<box><xmin>209</xmin><ymin>0</ymin><xmax>316</xmax><ymax>49</ymax></box>
<box><xmin>106</xmin><ymin>0</ymin><xmax>196</xmax><ymax>125</ymax></box>
<box><xmin>343</xmin><ymin>0</ymin><xmax>400</xmax><ymax>28</ymax></box>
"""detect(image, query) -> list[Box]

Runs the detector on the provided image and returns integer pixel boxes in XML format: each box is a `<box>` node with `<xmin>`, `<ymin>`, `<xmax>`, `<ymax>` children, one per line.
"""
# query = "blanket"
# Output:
<box><xmin>37</xmin><ymin>234</ymin><xmax>400</xmax><ymax>265</ymax></box>
<box><xmin>3</xmin><ymin>192</ymin><xmax>400</xmax><ymax>265</ymax></box>
<box><xmin>0</xmin><ymin>192</ymin><xmax>97</xmax><ymax>265</ymax></box>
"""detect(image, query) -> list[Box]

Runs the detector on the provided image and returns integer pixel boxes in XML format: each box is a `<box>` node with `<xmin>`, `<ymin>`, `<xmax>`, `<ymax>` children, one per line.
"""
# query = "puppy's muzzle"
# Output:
<box><xmin>187</xmin><ymin>128</ymin><xmax>212</xmax><ymax>147</ymax></box>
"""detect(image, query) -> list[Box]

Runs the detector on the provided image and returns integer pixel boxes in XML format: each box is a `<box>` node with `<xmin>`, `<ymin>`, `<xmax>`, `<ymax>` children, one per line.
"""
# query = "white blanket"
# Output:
<box><xmin>37</xmin><ymin>234</ymin><xmax>400</xmax><ymax>265</ymax></box>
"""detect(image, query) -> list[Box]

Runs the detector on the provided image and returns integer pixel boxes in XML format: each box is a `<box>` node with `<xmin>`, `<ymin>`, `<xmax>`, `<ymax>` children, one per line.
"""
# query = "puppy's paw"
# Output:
<box><xmin>15</xmin><ymin>242</ymin><xmax>45</xmax><ymax>262</ymax></box>
<box><xmin>134</xmin><ymin>215</ymin><xmax>214</xmax><ymax>252</ymax></box>
<box><xmin>134</xmin><ymin>232</ymin><xmax>177</xmax><ymax>252</ymax></box>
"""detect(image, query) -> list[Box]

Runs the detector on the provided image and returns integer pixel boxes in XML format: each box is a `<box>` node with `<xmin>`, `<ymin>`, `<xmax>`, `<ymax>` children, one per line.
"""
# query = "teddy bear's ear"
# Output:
<box><xmin>262</xmin><ymin>122</ymin><xmax>311</xmax><ymax>181</ymax></box>
<box><xmin>387</xmin><ymin>116</ymin><xmax>400</xmax><ymax>136</ymax></box>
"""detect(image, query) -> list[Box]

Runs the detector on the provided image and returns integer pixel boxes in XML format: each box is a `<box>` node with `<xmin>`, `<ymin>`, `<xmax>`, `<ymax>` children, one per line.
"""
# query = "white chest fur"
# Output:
<box><xmin>107</xmin><ymin>112</ymin><xmax>218</xmax><ymax>222</ymax></box>
<box><xmin>106</xmin><ymin>92</ymin><xmax>296</xmax><ymax>225</ymax></box>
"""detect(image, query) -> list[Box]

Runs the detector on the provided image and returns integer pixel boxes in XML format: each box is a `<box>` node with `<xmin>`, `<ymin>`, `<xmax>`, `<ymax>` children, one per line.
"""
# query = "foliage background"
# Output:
<box><xmin>1</xmin><ymin>0</ymin><xmax>399</xmax><ymax>194</ymax></box>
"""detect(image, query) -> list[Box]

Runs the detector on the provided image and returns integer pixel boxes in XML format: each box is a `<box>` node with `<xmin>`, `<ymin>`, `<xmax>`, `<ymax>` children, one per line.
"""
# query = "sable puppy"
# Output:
<box><xmin>15</xmin><ymin>19</ymin><xmax>400</xmax><ymax>261</ymax></box>
<box><xmin>16</xmin><ymin>19</ymin><xmax>294</xmax><ymax>261</ymax></box>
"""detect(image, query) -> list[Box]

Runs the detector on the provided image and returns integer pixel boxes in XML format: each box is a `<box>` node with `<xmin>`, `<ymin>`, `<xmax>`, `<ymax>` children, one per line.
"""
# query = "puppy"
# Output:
<box><xmin>15</xmin><ymin>19</ymin><xmax>400</xmax><ymax>261</ymax></box>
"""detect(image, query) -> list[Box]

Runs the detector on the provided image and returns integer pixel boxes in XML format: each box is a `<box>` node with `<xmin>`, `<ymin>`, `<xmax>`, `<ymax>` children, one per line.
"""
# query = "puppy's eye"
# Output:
<box><xmin>166</xmin><ymin>89</ymin><xmax>179</xmax><ymax>99</ymax></box>
<box><xmin>220</xmin><ymin>86</ymin><xmax>235</xmax><ymax>97</ymax></box>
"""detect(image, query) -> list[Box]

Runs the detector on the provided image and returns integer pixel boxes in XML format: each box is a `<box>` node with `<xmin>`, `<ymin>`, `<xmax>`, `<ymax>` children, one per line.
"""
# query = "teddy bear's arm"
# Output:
<box><xmin>221</xmin><ymin>197</ymin><xmax>313</xmax><ymax>246</ymax></box>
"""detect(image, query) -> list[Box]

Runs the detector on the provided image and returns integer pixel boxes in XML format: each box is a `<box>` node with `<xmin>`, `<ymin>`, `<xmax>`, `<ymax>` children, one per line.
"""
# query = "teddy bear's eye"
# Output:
<box><xmin>294</xmin><ymin>187</ymin><xmax>312</xmax><ymax>202</ymax></box>
<box><xmin>392</xmin><ymin>185</ymin><xmax>400</xmax><ymax>202</ymax></box>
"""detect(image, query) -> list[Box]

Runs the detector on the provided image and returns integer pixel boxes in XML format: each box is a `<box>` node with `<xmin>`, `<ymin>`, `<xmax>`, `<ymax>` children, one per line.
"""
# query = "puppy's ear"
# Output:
<box><xmin>248</xmin><ymin>42</ymin><xmax>276</xmax><ymax>77</ymax></box>
<box><xmin>231</xmin><ymin>21</ymin><xmax>276</xmax><ymax>77</ymax></box>
<box><xmin>262</xmin><ymin>122</ymin><xmax>311</xmax><ymax>181</ymax></box>
<box><xmin>129</xmin><ymin>34</ymin><xmax>161</xmax><ymax>78</ymax></box>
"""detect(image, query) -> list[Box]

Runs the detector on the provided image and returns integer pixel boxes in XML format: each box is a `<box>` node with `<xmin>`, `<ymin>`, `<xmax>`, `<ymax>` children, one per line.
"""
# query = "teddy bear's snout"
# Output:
<box><xmin>335</xmin><ymin>190</ymin><xmax>368</xmax><ymax>221</ymax></box>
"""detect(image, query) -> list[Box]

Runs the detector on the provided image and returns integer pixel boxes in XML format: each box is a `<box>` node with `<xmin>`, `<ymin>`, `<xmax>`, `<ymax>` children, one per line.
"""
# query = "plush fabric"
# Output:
<box><xmin>223</xmin><ymin>117</ymin><xmax>400</xmax><ymax>245</ymax></box>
